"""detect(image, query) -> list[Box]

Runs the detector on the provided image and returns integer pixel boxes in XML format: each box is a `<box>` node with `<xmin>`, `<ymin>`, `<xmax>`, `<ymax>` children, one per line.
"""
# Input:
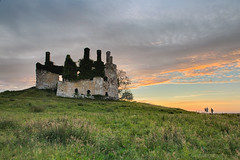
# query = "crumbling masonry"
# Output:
<box><xmin>36</xmin><ymin>48</ymin><xmax>118</xmax><ymax>99</ymax></box>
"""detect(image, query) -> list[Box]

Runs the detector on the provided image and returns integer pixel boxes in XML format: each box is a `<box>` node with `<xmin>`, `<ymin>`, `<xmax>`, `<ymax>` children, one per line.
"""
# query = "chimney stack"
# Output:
<box><xmin>45</xmin><ymin>52</ymin><xmax>50</xmax><ymax>63</ymax></box>
<box><xmin>97</xmin><ymin>50</ymin><xmax>102</xmax><ymax>62</ymax></box>
<box><xmin>110</xmin><ymin>56</ymin><xmax>113</xmax><ymax>64</ymax></box>
<box><xmin>106</xmin><ymin>51</ymin><xmax>111</xmax><ymax>63</ymax></box>
<box><xmin>84</xmin><ymin>48</ymin><xmax>90</xmax><ymax>60</ymax></box>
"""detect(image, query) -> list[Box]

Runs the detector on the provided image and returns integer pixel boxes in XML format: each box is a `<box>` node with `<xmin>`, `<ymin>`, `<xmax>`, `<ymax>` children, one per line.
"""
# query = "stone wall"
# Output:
<box><xmin>36</xmin><ymin>69</ymin><xmax>59</xmax><ymax>90</ymax></box>
<box><xmin>105</xmin><ymin>63</ymin><xmax>118</xmax><ymax>99</ymax></box>
<box><xmin>56</xmin><ymin>77</ymin><xmax>107</xmax><ymax>98</ymax></box>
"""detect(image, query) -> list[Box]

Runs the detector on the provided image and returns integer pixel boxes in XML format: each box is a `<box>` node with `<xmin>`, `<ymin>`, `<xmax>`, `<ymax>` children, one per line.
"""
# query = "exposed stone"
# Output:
<box><xmin>36</xmin><ymin>69</ymin><xmax>59</xmax><ymax>90</ymax></box>
<box><xmin>105</xmin><ymin>58</ymin><xmax>118</xmax><ymax>98</ymax></box>
<box><xmin>56</xmin><ymin>77</ymin><xmax>107</xmax><ymax>98</ymax></box>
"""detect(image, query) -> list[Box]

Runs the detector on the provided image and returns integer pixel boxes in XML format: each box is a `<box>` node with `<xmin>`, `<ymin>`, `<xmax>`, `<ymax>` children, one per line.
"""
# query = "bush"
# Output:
<box><xmin>93</xmin><ymin>95</ymin><xmax>105</xmax><ymax>100</ymax></box>
<box><xmin>121</xmin><ymin>91</ymin><xmax>133</xmax><ymax>101</ymax></box>
<box><xmin>35</xmin><ymin>119</ymin><xmax>94</xmax><ymax>145</ymax></box>
<box><xmin>78</xmin><ymin>103</ymin><xmax>84</xmax><ymax>106</ymax></box>
<box><xmin>30</xmin><ymin>106</ymin><xmax>45</xmax><ymax>112</ymax></box>
<box><xmin>40</xmin><ymin>123</ymin><xmax>72</xmax><ymax>144</ymax></box>
<box><xmin>106</xmin><ymin>108</ymin><xmax>114</xmax><ymax>112</ymax></box>
<box><xmin>47</xmin><ymin>105</ymin><xmax>56</xmax><ymax>108</ymax></box>
<box><xmin>0</xmin><ymin>119</ymin><xmax>16</xmax><ymax>130</ymax></box>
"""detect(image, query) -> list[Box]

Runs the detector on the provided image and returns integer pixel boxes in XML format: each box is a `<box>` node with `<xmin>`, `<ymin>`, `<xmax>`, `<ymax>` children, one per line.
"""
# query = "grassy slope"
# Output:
<box><xmin>0</xmin><ymin>88</ymin><xmax>239</xmax><ymax>160</ymax></box>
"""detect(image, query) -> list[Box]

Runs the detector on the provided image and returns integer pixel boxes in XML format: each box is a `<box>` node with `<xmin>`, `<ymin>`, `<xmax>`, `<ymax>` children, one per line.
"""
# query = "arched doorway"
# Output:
<box><xmin>87</xmin><ymin>90</ymin><xmax>91</xmax><ymax>95</ymax></box>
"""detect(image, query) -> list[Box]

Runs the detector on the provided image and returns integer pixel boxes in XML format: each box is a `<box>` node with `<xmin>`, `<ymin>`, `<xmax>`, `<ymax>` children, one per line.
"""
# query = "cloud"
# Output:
<box><xmin>0</xmin><ymin>0</ymin><xmax>240</xmax><ymax>90</ymax></box>
<box><xmin>129</xmin><ymin>49</ymin><xmax>240</xmax><ymax>88</ymax></box>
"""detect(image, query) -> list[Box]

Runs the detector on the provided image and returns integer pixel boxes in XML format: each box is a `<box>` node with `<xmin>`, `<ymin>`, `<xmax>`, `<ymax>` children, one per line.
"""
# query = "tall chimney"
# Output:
<box><xmin>106</xmin><ymin>51</ymin><xmax>111</xmax><ymax>63</ymax></box>
<box><xmin>84</xmin><ymin>48</ymin><xmax>90</xmax><ymax>60</ymax></box>
<box><xmin>110</xmin><ymin>56</ymin><xmax>113</xmax><ymax>64</ymax></box>
<box><xmin>97</xmin><ymin>50</ymin><xmax>102</xmax><ymax>62</ymax></box>
<box><xmin>45</xmin><ymin>52</ymin><xmax>50</xmax><ymax>63</ymax></box>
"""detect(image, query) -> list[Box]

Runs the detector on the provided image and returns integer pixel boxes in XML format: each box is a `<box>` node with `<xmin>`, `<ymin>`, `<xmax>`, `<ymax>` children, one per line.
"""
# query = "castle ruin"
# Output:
<box><xmin>36</xmin><ymin>48</ymin><xmax>118</xmax><ymax>99</ymax></box>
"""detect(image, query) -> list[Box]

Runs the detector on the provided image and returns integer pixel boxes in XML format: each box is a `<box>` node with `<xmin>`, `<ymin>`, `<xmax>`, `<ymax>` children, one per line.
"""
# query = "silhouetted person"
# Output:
<box><xmin>211</xmin><ymin>108</ymin><xmax>214</xmax><ymax>115</ymax></box>
<box><xmin>205</xmin><ymin>107</ymin><xmax>208</xmax><ymax>113</ymax></box>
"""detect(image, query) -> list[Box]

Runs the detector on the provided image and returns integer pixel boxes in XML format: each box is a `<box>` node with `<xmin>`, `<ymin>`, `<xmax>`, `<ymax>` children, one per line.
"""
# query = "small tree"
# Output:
<box><xmin>117</xmin><ymin>69</ymin><xmax>133</xmax><ymax>100</ymax></box>
<box><xmin>121</xmin><ymin>90</ymin><xmax>133</xmax><ymax>101</ymax></box>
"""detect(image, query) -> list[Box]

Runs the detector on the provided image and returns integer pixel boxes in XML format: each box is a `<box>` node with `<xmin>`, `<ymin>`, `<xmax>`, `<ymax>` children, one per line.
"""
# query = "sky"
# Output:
<box><xmin>0</xmin><ymin>0</ymin><xmax>240</xmax><ymax>112</ymax></box>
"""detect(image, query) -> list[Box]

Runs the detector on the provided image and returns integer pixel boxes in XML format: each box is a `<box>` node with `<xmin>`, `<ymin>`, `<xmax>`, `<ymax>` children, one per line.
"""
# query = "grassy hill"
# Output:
<box><xmin>0</xmin><ymin>88</ymin><xmax>239</xmax><ymax>159</ymax></box>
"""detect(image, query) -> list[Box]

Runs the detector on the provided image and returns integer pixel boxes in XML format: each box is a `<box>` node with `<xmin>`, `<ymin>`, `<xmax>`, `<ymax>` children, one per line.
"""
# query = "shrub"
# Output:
<box><xmin>36</xmin><ymin>119</ymin><xmax>94</xmax><ymax>145</ymax></box>
<box><xmin>119</xmin><ymin>104</ymin><xmax>130</xmax><ymax>108</ymax></box>
<box><xmin>121</xmin><ymin>91</ymin><xmax>133</xmax><ymax>101</ymax></box>
<box><xmin>40</xmin><ymin>123</ymin><xmax>71</xmax><ymax>144</ymax></box>
<box><xmin>96</xmin><ymin>102</ymin><xmax>107</xmax><ymax>105</ymax></box>
<box><xmin>47</xmin><ymin>105</ymin><xmax>56</xmax><ymax>108</ymax></box>
<box><xmin>0</xmin><ymin>119</ymin><xmax>16</xmax><ymax>129</ymax></box>
<box><xmin>78</xmin><ymin>103</ymin><xmax>84</xmax><ymax>106</ymax></box>
<box><xmin>93</xmin><ymin>95</ymin><xmax>105</xmax><ymax>100</ymax></box>
<box><xmin>30</xmin><ymin>106</ymin><xmax>45</xmax><ymax>112</ymax></box>
<box><xmin>106</xmin><ymin>108</ymin><xmax>114</xmax><ymax>112</ymax></box>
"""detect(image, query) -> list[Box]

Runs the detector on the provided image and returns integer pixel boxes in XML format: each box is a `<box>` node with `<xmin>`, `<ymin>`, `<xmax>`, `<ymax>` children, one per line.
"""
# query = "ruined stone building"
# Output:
<box><xmin>36</xmin><ymin>48</ymin><xmax>118</xmax><ymax>99</ymax></box>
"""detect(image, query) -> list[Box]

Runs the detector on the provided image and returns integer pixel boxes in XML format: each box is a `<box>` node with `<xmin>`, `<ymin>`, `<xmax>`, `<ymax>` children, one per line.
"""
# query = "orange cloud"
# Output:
<box><xmin>130</xmin><ymin>77</ymin><xmax>170</xmax><ymax>89</ymax></box>
<box><xmin>236</xmin><ymin>60</ymin><xmax>240</xmax><ymax>68</ymax></box>
<box><xmin>129</xmin><ymin>50</ymin><xmax>240</xmax><ymax>88</ymax></box>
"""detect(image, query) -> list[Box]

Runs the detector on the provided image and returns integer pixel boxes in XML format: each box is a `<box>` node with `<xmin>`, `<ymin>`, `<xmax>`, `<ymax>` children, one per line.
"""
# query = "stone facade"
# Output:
<box><xmin>105</xmin><ymin>55</ymin><xmax>118</xmax><ymax>98</ymax></box>
<box><xmin>36</xmin><ymin>48</ymin><xmax>119</xmax><ymax>99</ymax></box>
<box><xmin>36</xmin><ymin>69</ymin><xmax>59</xmax><ymax>90</ymax></box>
<box><xmin>56</xmin><ymin>77</ymin><xmax>107</xmax><ymax>98</ymax></box>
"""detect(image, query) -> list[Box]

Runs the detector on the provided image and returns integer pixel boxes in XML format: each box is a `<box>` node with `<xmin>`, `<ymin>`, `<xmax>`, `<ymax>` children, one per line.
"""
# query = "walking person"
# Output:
<box><xmin>211</xmin><ymin>108</ymin><xmax>214</xmax><ymax>115</ymax></box>
<box><xmin>205</xmin><ymin>107</ymin><xmax>208</xmax><ymax>113</ymax></box>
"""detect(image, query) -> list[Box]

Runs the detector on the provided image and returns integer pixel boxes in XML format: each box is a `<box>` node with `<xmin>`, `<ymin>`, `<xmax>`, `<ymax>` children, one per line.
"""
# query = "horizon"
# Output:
<box><xmin>0</xmin><ymin>0</ymin><xmax>240</xmax><ymax>113</ymax></box>
<box><xmin>1</xmin><ymin>85</ymin><xmax>239</xmax><ymax>114</ymax></box>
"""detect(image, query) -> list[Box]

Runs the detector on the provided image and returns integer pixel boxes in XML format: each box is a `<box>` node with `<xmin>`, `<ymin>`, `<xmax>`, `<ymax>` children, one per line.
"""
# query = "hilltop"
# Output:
<box><xmin>0</xmin><ymin>88</ymin><xmax>239</xmax><ymax>159</ymax></box>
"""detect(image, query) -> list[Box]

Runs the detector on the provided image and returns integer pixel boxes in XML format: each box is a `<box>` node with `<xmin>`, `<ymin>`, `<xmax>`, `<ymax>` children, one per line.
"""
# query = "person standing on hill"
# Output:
<box><xmin>211</xmin><ymin>108</ymin><xmax>214</xmax><ymax>115</ymax></box>
<box><xmin>205</xmin><ymin>107</ymin><xmax>209</xmax><ymax>113</ymax></box>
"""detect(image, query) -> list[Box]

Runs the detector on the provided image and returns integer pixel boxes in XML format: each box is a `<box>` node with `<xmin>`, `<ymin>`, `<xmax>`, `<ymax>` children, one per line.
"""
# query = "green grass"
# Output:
<box><xmin>0</xmin><ymin>87</ymin><xmax>239</xmax><ymax>159</ymax></box>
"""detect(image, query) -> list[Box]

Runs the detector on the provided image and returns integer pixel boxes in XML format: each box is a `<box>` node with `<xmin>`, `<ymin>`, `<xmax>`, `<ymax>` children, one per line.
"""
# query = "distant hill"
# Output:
<box><xmin>0</xmin><ymin>88</ymin><xmax>239</xmax><ymax>159</ymax></box>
